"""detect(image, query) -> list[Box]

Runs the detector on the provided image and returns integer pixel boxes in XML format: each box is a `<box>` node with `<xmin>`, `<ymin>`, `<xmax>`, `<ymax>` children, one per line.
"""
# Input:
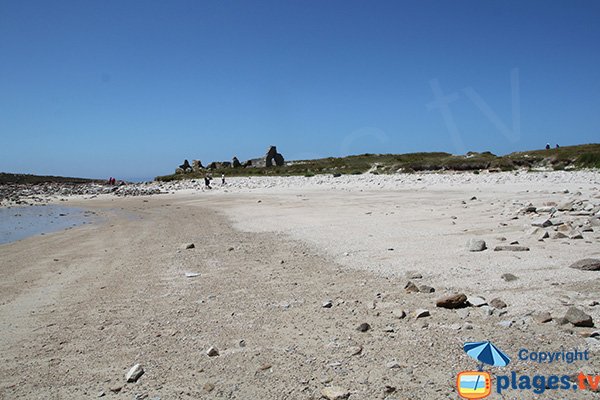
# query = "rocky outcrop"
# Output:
<box><xmin>232</xmin><ymin>157</ymin><xmax>241</xmax><ymax>168</ymax></box>
<box><xmin>265</xmin><ymin>146</ymin><xmax>285</xmax><ymax>167</ymax></box>
<box><xmin>178</xmin><ymin>160</ymin><xmax>192</xmax><ymax>173</ymax></box>
<box><xmin>192</xmin><ymin>160</ymin><xmax>203</xmax><ymax>171</ymax></box>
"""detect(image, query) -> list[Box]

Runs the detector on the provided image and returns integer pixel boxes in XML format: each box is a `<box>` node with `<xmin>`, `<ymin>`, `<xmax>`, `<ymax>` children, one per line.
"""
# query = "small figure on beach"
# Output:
<box><xmin>545</xmin><ymin>143</ymin><xmax>551</xmax><ymax>150</ymax></box>
<box><xmin>221</xmin><ymin>174</ymin><xmax>225</xmax><ymax>185</ymax></box>
<box><xmin>556</xmin><ymin>143</ymin><xmax>560</xmax><ymax>149</ymax></box>
<box><xmin>107</xmin><ymin>177</ymin><xmax>116</xmax><ymax>185</ymax></box>
<box><xmin>204</xmin><ymin>175</ymin><xmax>212</xmax><ymax>189</ymax></box>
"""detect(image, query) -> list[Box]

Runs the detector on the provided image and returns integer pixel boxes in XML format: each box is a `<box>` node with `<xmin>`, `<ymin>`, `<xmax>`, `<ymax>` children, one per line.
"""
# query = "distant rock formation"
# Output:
<box><xmin>265</xmin><ymin>146</ymin><xmax>284</xmax><ymax>167</ymax></box>
<box><xmin>177</xmin><ymin>160</ymin><xmax>192</xmax><ymax>173</ymax></box>
<box><xmin>232</xmin><ymin>157</ymin><xmax>241</xmax><ymax>168</ymax></box>
<box><xmin>192</xmin><ymin>160</ymin><xmax>203</xmax><ymax>171</ymax></box>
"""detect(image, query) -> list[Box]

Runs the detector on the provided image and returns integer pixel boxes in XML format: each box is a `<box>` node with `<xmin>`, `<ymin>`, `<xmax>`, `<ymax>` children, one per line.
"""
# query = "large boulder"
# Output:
<box><xmin>569</xmin><ymin>259</ymin><xmax>600</xmax><ymax>271</ymax></box>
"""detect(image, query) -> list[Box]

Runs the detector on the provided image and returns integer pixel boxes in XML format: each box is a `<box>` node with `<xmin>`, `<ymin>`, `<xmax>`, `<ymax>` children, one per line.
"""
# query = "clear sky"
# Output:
<box><xmin>1</xmin><ymin>1</ymin><xmax>599</xmax><ymax>180</ymax></box>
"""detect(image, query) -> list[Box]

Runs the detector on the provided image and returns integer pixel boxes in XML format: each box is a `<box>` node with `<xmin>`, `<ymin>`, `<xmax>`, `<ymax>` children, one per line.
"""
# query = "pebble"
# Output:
<box><xmin>501</xmin><ymin>273</ymin><xmax>518</xmax><ymax>282</ymax></box>
<box><xmin>414</xmin><ymin>309</ymin><xmax>430</xmax><ymax>319</ymax></box>
<box><xmin>321</xmin><ymin>386</ymin><xmax>350</xmax><ymax>400</ymax></box>
<box><xmin>404</xmin><ymin>281</ymin><xmax>420</xmax><ymax>293</ymax></box>
<box><xmin>467</xmin><ymin>296</ymin><xmax>487</xmax><ymax>307</ymax></box>
<box><xmin>322</xmin><ymin>300</ymin><xmax>333</xmax><ymax>308</ymax></box>
<box><xmin>182</xmin><ymin>243</ymin><xmax>195</xmax><ymax>249</ymax></box>
<box><xmin>125</xmin><ymin>363</ymin><xmax>144</xmax><ymax>383</ymax></box>
<box><xmin>466</xmin><ymin>239</ymin><xmax>487</xmax><ymax>252</ymax></box>
<box><xmin>533</xmin><ymin>312</ymin><xmax>553</xmax><ymax>323</ymax></box>
<box><xmin>490</xmin><ymin>298</ymin><xmax>507</xmax><ymax>309</ymax></box>
<box><xmin>494</xmin><ymin>245</ymin><xmax>530</xmax><ymax>251</ymax></box>
<box><xmin>356</xmin><ymin>322</ymin><xmax>371</xmax><ymax>332</ymax></box>
<box><xmin>386</xmin><ymin>360</ymin><xmax>402</xmax><ymax>369</ymax></box>
<box><xmin>206</xmin><ymin>346</ymin><xmax>220</xmax><ymax>357</ymax></box>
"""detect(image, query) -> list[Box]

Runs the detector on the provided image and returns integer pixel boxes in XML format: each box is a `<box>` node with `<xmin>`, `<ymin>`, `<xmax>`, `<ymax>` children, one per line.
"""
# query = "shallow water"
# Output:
<box><xmin>0</xmin><ymin>205</ymin><xmax>97</xmax><ymax>245</ymax></box>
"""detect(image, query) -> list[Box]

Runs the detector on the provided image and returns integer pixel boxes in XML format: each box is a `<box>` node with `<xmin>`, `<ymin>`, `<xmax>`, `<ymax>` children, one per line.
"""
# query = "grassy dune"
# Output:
<box><xmin>156</xmin><ymin>143</ymin><xmax>600</xmax><ymax>181</ymax></box>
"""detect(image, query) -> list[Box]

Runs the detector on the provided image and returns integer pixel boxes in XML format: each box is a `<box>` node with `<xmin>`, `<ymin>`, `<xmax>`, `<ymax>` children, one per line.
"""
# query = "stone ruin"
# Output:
<box><xmin>175</xmin><ymin>146</ymin><xmax>284</xmax><ymax>173</ymax></box>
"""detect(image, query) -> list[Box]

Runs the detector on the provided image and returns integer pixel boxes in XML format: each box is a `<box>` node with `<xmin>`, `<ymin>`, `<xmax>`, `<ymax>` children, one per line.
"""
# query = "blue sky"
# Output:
<box><xmin>1</xmin><ymin>1</ymin><xmax>599</xmax><ymax>180</ymax></box>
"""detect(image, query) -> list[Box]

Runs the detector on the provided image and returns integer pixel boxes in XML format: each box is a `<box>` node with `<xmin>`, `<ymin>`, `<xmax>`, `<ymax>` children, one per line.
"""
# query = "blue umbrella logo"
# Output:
<box><xmin>464</xmin><ymin>341</ymin><xmax>511</xmax><ymax>369</ymax></box>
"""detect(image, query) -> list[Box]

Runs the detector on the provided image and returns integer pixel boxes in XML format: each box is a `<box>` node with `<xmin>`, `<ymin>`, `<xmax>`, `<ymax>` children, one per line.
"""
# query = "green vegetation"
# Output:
<box><xmin>0</xmin><ymin>173</ymin><xmax>100</xmax><ymax>185</ymax></box>
<box><xmin>155</xmin><ymin>143</ymin><xmax>600</xmax><ymax>181</ymax></box>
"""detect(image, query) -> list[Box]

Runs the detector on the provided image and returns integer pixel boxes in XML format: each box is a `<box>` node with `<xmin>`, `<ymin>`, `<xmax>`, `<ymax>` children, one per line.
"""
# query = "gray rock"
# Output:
<box><xmin>436</xmin><ymin>293</ymin><xmax>468</xmax><ymax>309</ymax></box>
<box><xmin>558</xmin><ymin>202</ymin><xmax>574</xmax><ymax>211</ymax></box>
<box><xmin>569</xmin><ymin>259</ymin><xmax>600</xmax><ymax>271</ymax></box>
<box><xmin>536</xmin><ymin>206</ymin><xmax>556</xmax><ymax>213</ymax></box>
<box><xmin>533</xmin><ymin>312</ymin><xmax>553</xmax><ymax>323</ymax></box>
<box><xmin>321</xmin><ymin>387</ymin><xmax>350</xmax><ymax>400</ymax></box>
<box><xmin>185</xmin><ymin>272</ymin><xmax>200</xmax><ymax>278</ymax></box>
<box><xmin>551</xmin><ymin>232</ymin><xmax>568</xmax><ymax>239</ymax></box>
<box><xmin>564</xmin><ymin>307</ymin><xmax>594</xmax><ymax>327</ymax></box>
<box><xmin>532</xmin><ymin>218</ymin><xmax>552</xmax><ymax>227</ymax></box>
<box><xmin>419</xmin><ymin>285</ymin><xmax>435</xmax><ymax>293</ymax></box>
<box><xmin>393</xmin><ymin>309</ymin><xmax>407</xmax><ymax>319</ymax></box>
<box><xmin>414</xmin><ymin>309</ymin><xmax>430</xmax><ymax>318</ymax></box>
<box><xmin>322</xmin><ymin>300</ymin><xmax>333</xmax><ymax>308</ymax></box>
<box><xmin>501</xmin><ymin>273</ymin><xmax>518</xmax><ymax>282</ymax></box>
<box><xmin>569</xmin><ymin>230</ymin><xmax>584</xmax><ymax>239</ymax></box>
<box><xmin>468</xmin><ymin>296</ymin><xmax>487</xmax><ymax>307</ymax></box>
<box><xmin>386</xmin><ymin>360</ymin><xmax>402</xmax><ymax>369</ymax></box>
<box><xmin>125</xmin><ymin>364</ymin><xmax>144</xmax><ymax>383</ymax></box>
<box><xmin>490</xmin><ymin>298</ymin><xmax>507</xmax><ymax>309</ymax></box>
<box><xmin>494</xmin><ymin>245</ymin><xmax>530</xmax><ymax>252</ymax></box>
<box><xmin>182</xmin><ymin>243</ymin><xmax>195</xmax><ymax>249</ymax></box>
<box><xmin>405</xmin><ymin>271</ymin><xmax>423</xmax><ymax>279</ymax></box>
<box><xmin>206</xmin><ymin>346</ymin><xmax>220</xmax><ymax>357</ymax></box>
<box><xmin>404</xmin><ymin>281</ymin><xmax>420</xmax><ymax>293</ymax></box>
<box><xmin>356</xmin><ymin>322</ymin><xmax>371</xmax><ymax>332</ymax></box>
<box><xmin>466</xmin><ymin>239</ymin><xmax>487</xmax><ymax>252</ymax></box>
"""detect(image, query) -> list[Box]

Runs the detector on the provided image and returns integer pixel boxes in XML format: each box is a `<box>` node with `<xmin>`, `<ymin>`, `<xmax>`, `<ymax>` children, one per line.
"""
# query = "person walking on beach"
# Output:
<box><xmin>204</xmin><ymin>175</ymin><xmax>212</xmax><ymax>189</ymax></box>
<box><xmin>545</xmin><ymin>143</ymin><xmax>551</xmax><ymax>150</ymax></box>
<box><xmin>221</xmin><ymin>174</ymin><xmax>225</xmax><ymax>185</ymax></box>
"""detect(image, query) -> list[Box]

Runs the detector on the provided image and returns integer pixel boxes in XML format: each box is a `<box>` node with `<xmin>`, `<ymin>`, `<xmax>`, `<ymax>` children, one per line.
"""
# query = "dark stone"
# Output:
<box><xmin>436</xmin><ymin>293</ymin><xmax>468</xmax><ymax>309</ymax></box>
<box><xmin>178</xmin><ymin>159</ymin><xmax>192</xmax><ymax>173</ymax></box>
<box><xmin>265</xmin><ymin>146</ymin><xmax>285</xmax><ymax>167</ymax></box>
<box><xmin>490</xmin><ymin>298</ymin><xmax>507</xmax><ymax>309</ymax></box>
<box><xmin>564</xmin><ymin>307</ymin><xmax>594</xmax><ymax>327</ymax></box>
<box><xmin>232</xmin><ymin>157</ymin><xmax>241</xmax><ymax>168</ymax></box>
<box><xmin>494</xmin><ymin>245</ymin><xmax>530</xmax><ymax>252</ymax></box>
<box><xmin>356</xmin><ymin>322</ymin><xmax>371</xmax><ymax>332</ymax></box>
<box><xmin>569</xmin><ymin>259</ymin><xmax>600</xmax><ymax>271</ymax></box>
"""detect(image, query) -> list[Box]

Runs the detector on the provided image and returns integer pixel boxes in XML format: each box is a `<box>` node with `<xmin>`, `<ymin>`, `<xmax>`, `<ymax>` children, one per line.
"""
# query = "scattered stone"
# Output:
<box><xmin>414</xmin><ymin>309</ymin><xmax>430</xmax><ymax>319</ymax></box>
<box><xmin>532</xmin><ymin>218</ymin><xmax>552</xmax><ymax>228</ymax></box>
<box><xmin>356</xmin><ymin>322</ymin><xmax>371</xmax><ymax>332</ymax></box>
<box><xmin>182</xmin><ymin>243</ymin><xmax>195</xmax><ymax>249</ymax></box>
<box><xmin>258</xmin><ymin>362</ymin><xmax>272</xmax><ymax>371</ymax></box>
<box><xmin>466</xmin><ymin>239</ymin><xmax>487</xmax><ymax>252</ymax></box>
<box><xmin>468</xmin><ymin>296</ymin><xmax>487</xmax><ymax>307</ymax></box>
<box><xmin>456</xmin><ymin>309</ymin><xmax>470</xmax><ymax>319</ymax></box>
<box><xmin>405</xmin><ymin>271</ymin><xmax>423</xmax><ymax>279</ymax></box>
<box><xmin>501</xmin><ymin>273</ymin><xmax>518</xmax><ymax>282</ymax></box>
<box><xmin>569</xmin><ymin>259</ymin><xmax>600</xmax><ymax>271</ymax></box>
<box><xmin>569</xmin><ymin>230</ymin><xmax>584</xmax><ymax>239</ymax></box>
<box><xmin>419</xmin><ymin>285</ymin><xmax>435</xmax><ymax>293</ymax></box>
<box><xmin>392</xmin><ymin>309</ymin><xmax>407</xmax><ymax>319</ymax></box>
<box><xmin>348</xmin><ymin>345</ymin><xmax>363</xmax><ymax>356</ymax></box>
<box><xmin>386</xmin><ymin>360</ymin><xmax>402</xmax><ymax>369</ymax></box>
<box><xmin>109</xmin><ymin>385</ymin><xmax>123</xmax><ymax>393</ymax></box>
<box><xmin>125</xmin><ymin>364</ymin><xmax>144</xmax><ymax>383</ymax></box>
<box><xmin>490</xmin><ymin>298</ymin><xmax>507</xmax><ymax>309</ymax></box>
<box><xmin>436</xmin><ymin>293</ymin><xmax>468</xmax><ymax>309</ymax></box>
<box><xmin>551</xmin><ymin>232</ymin><xmax>568</xmax><ymax>239</ymax></box>
<box><xmin>384</xmin><ymin>385</ymin><xmax>396</xmax><ymax>393</ymax></box>
<box><xmin>206</xmin><ymin>346</ymin><xmax>220</xmax><ymax>357</ymax></box>
<box><xmin>97</xmin><ymin>391</ymin><xmax>106</xmax><ymax>397</ymax></box>
<box><xmin>322</xmin><ymin>300</ymin><xmax>333</xmax><ymax>308</ymax></box>
<box><xmin>494</xmin><ymin>245</ymin><xmax>530</xmax><ymax>252</ymax></box>
<box><xmin>533</xmin><ymin>312</ymin><xmax>553</xmax><ymax>323</ymax></box>
<box><xmin>564</xmin><ymin>307</ymin><xmax>594</xmax><ymax>327</ymax></box>
<box><xmin>497</xmin><ymin>320</ymin><xmax>513</xmax><ymax>328</ymax></box>
<box><xmin>185</xmin><ymin>272</ymin><xmax>200</xmax><ymax>278</ymax></box>
<box><xmin>321</xmin><ymin>387</ymin><xmax>350</xmax><ymax>400</ymax></box>
<box><xmin>404</xmin><ymin>281</ymin><xmax>420</xmax><ymax>293</ymax></box>
<box><xmin>203</xmin><ymin>383</ymin><xmax>215</xmax><ymax>392</ymax></box>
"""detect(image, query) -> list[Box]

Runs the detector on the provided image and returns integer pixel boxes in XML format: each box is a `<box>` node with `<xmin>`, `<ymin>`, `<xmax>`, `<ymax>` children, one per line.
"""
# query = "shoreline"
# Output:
<box><xmin>1</xmin><ymin>173</ymin><xmax>599</xmax><ymax>398</ymax></box>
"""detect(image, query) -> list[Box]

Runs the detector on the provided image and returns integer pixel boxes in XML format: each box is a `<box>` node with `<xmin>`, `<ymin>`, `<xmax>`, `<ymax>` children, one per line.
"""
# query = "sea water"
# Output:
<box><xmin>0</xmin><ymin>205</ymin><xmax>96</xmax><ymax>245</ymax></box>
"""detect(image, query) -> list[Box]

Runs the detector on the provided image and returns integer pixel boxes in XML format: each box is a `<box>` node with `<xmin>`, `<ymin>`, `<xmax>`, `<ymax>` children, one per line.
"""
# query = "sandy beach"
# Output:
<box><xmin>1</xmin><ymin>171</ymin><xmax>600</xmax><ymax>399</ymax></box>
